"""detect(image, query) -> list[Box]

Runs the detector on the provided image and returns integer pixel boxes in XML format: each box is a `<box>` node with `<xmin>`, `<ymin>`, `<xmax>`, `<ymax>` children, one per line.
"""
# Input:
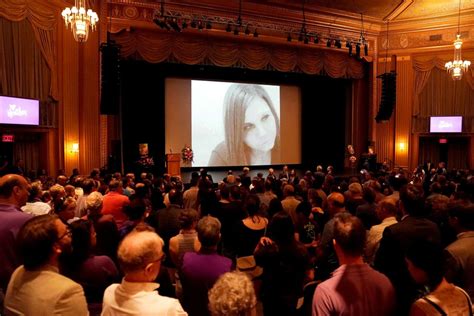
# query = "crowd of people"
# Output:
<box><xmin>0</xmin><ymin>162</ymin><xmax>473</xmax><ymax>315</ymax></box>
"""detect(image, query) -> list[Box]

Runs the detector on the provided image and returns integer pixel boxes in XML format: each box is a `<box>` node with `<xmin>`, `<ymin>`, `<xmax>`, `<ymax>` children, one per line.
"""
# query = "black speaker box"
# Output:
<box><xmin>375</xmin><ymin>72</ymin><xmax>397</xmax><ymax>122</ymax></box>
<box><xmin>100</xmin><ymin>42</ymin><xmax>121</xmax><ymax>115</ymax></box>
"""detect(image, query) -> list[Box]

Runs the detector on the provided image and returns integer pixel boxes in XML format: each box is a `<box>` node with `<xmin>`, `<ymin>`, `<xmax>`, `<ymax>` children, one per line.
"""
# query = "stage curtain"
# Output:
<box><xmin>0</xmin><ymin>18</ymin><xmax>51</xmax><ymax>101</ymax></box>
<box><xmin>112</xmin><ymin>30</ymin><xmax>366</xmax><ymax>79</ymax></box>
<box><xmin>0</xmin><ymin>0</ymin><xmax>59</xmax><ymax>100</ymax></box>
<box><xmin>412</xmin><ymin>54</ymin><xmax>474</xmax><ymax>133</ymax></box>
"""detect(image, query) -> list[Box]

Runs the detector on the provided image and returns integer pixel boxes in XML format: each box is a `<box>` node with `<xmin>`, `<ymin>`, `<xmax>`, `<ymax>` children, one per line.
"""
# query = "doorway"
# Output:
<box><xmin>418</xmin><ymin>136</ymin><xmax>470</xmax><ymax>170</ymax></box>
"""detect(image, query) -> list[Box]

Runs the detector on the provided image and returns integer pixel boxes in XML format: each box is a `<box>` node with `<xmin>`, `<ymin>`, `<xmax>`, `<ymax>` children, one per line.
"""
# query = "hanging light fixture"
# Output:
<box><xmin>445</xmin><ymin>0</ymin><xmax>470</xmax><ymax>80</ymax></box>
<box><xmin>61</xmin><ymin>0</ymin><xmax>99</xmax><ymax>43</ymax></box>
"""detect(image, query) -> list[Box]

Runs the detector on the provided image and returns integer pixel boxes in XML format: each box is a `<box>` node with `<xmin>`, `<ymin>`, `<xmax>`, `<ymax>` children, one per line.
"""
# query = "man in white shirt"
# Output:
<box><xmin>365</xmin><ymin>198</ymin><xmax>398</xmax><ymax>265</ymax></box>
<box><xmin>102</xmin><ymin>228</ymin><xmax>187</xmax><ymax>316</ymax></box>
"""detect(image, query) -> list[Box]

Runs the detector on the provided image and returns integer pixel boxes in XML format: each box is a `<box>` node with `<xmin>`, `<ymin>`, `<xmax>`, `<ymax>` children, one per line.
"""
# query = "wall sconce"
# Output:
<box><xmin>71</xmin><ymin>143</ymin><xmax>79</xmax><ymax>153</ymax></box>
<box><xmin>398</xmin><ymin>142</ymin><xmax>406</xmax><ymax>151</ymax></box>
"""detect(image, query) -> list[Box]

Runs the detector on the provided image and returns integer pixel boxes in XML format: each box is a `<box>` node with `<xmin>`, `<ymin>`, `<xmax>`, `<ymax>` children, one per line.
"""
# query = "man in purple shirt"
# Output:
<box><xmin>312</xmin><ymin>213</ymin><xmax>395</xmax><ymax>316</ymax></box>
<box><xmin>181</xmin><ymin>216</ymin><xmax>232</xmax><ymax>316</ymax></box>
<box><xmin>0</xmin><ymin>174</ymin><xmax>32</xmax><ymax>294</ymax></box>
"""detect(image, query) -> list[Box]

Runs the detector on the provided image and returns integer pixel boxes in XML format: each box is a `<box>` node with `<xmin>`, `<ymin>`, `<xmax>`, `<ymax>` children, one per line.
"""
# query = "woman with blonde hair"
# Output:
<box><xmin>209</xmin><ymin>84</ymin><xmax>280</xmax><ymax>166</ymax></box>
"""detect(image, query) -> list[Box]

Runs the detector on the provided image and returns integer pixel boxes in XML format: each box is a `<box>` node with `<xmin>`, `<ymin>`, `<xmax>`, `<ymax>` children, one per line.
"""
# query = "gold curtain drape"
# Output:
<box><xmin>112</xmin><ymin>30</ymin><xmax>366</xmax><ymax>79</ymax></box>
<box><xmin>412</xmin><ymin>54</ymin><xmax>474</xmax><ymax>133</ymax></box>
<box><xmin>0</xmin><ymin>18</ymin><xmax>51</xmax><ymax>101</ymax></box>
<box><xmin>0</xmin><ymin>0</ymin><xmax>59</xmax><ymax>100</ymax></box>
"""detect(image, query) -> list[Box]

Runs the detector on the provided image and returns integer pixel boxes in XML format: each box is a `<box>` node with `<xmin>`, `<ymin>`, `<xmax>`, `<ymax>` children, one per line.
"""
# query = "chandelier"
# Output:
<box><xmin>61</xmin><ymin>0</ymin><xmax>99</xmax><ymax>43</ymax></box>
<box><xmin>445</xmin><ymin>0</ymin><xmax>470</xmax><ymax>80</ymax></box>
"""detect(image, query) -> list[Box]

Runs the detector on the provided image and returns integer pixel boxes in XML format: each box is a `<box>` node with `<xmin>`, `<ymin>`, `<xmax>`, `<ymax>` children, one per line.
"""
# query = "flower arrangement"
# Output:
<box><xmin>137</xmin><ymin>155</ymin><xmax>155</xmax><ymax>169</ymax></box>
<box><xmin>182</xmin><ymin>145</ymin><xmax>194</xmax><ymax>163</ymax></box>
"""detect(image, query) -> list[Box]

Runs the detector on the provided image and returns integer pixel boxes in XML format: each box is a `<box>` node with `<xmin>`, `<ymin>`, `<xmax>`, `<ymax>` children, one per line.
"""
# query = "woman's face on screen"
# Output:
<box><xmin>243</xmin><ymin>97</ymin><xmax>277</xmax><ymax>152</ymax></box>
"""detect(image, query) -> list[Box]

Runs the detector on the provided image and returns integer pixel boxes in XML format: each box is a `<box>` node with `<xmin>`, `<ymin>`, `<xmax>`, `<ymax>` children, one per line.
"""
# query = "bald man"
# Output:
<box><xmin>0</xmin><ymin>174</ymin><xmax>32</xmax><ymax>294</ymax></box>
<box><xmin>102</xmin><ymin>229</ymin><xmax>187</xmax><ymax>315</ymax></box>
<box><xmin>316</xmin><ymin>192</ymin><xmax>348</xmax><ymax>279</ymax></box>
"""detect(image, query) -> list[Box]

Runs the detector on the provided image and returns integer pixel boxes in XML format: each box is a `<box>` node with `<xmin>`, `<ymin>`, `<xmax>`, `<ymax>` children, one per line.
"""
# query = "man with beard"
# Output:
<box><xmin>4</xmin><ymin>215</ymin><xmax>88</xmax><ymax>315</ymax></box>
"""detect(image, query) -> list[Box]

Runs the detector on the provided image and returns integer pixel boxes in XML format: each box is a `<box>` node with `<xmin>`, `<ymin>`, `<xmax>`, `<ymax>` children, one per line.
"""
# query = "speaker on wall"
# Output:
<box><xmin>375</xmin><ymin>71</ymin><xmax>397</xmax><ymax>123</ymax></box>
<box><xmin>100</xmin><ymin>41</ymin><xmax>121</xmax><ymax>115</ymax></box>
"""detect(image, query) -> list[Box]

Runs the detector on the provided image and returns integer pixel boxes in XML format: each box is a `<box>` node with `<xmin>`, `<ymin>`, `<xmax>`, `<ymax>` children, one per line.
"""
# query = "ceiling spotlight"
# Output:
<box><xmin>182</xmin><ymin>21</ymin><xmax>188</xmax><ymax>29</ymax></box>
<box><xmin>314</xmin><ymin>36</ymin><xmax>319</xmax><ymax>44</ymax></box>
<box><xmin>245</xmin><ymin>26</ymin><xmax>250</xmax><ymax>35</ymax></box>
<box><xmin>348</xmin><ymin>45</ymin><xmax>353</xmax><ymax>56</ymax></box>
<box><xmin>287</xmin><ymin>34</ymin><xmax>292</xmax><ymax>42</ymax></box>
<box><xmin>206</xmin><ymin>21</ymin><xmax>212</xmax><ymax>30</ymax></box>
<box><xmin>356</xmin><ymin>43</ymin><xmax>361</xmax><ymax>58</ymax></box>
<box><xmin>190</xmin><ymin>20</ymin><xmax>197</xmax><ymax>28</ymax></box>
<box><xmin>253</xmin><ymin>29</ymin><xmax>258</xmax><ymax>37</ymax></box>
<box><xmin>226</xmin><ymin>22</ymin><xmax>232</xmax><ymax>32</ymax></box>
<box><xmin>198</xmin><ymin>21</ymin><xmax>203</xmax><ymax>31</ymax></box>
<box><xmin>364</xmin><ymin>43</ymin><xmax>369</xmax><ymax>56</ymax></box>
<box><xmin>233</xmin><ymin>26</ymin><xmax>239</xmax><ymax>35</ymax></box>
<box><xmin>304</xmin><ymin>36</ymin><xmax>309</xmax><ymax>44</ymax></box>
<box><xmin>335</xmin><ymin>39</ymin><xmax>342</xmax><ymax>48</ymax></box>
<box><xmin>326</xmin><ymin>39</ymin><xmax>331</xmax><ymax>47</ymax></box>
<box><xmin>346</xmin><ymin>40</ymin><xmax>351</xmax><ymax>48</ymax></box>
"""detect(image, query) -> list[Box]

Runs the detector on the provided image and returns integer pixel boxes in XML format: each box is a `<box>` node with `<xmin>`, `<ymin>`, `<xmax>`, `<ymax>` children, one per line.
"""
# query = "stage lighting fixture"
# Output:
<box><xmin>198</xmin><ymin>21</ymin><xmax>204</xmax><ymax>31</ymax></box>
<box><xmin>253</xmin><ymin>29</ymin><xmax>259</xmax><ymax>37</ymax></box>
<box><xmin>245</xmin><ymin>26</ymin><xmax>250</xmax><ymax>35</ymax></box>
<box><xmin>182</xmin><ymin>21</ymin><xmax>188</xmax><ymax>29</ymax></box>
<box><xmin>169</xmin><ymin>18</ymin><xmax>181</xmax><ymax>32</ymax></box>
<box><xmin>206</xmin><ymin>21</ymin><xmax>212</xmax><ymax>29</ymax></box>
<box><xmin>335</xmin><ymin>39</ymin><xmax>342</xmax><ymax>48</ymax></box>
<box><xmin>304</xmin><ymin>36</ymin><xmax>309</xmax><ymax>44</ymax></box>
<box><xmin>234</xmin><ymin>26</ymin><xmax>239</xmax><ymax>35</ymax></box>
<box><xmin>326</xmin><ymin>39</ymin><xmax>331</xmax><ymax>47</ymax></box>
<box><xmin>346</xmin><ymin>40</ymin><xmax>351</xmax><ymax>48</ymax></box>
<box><xmin>314</xmin><ymin>36</ymin><xmax>319</xmax><ymax>44</ymax></box>
<box><xmin>348</xmin><ymin>45</ymin><xmax>353</xmax><ymax>56</ymax></box>
<box><xmin>364</xmin><ymin>43</ymin><xmax>369</xmax><ymax>56</ymax></box>
<box><xmin>356</xmin><ymin>43</ymin><xmax>361</xmax><ymax>58</ymax></box>
<box><xmin>226</xmin><ymin>22</ymin><xmax>232</xmax><ymax>32</ymax></box>
<box><xmin>190</xmin><ymin>20</ymin><xmax>197</xmax><ymax>28</ymax></box>
<box><xmin>287</xmin><ymin>34</ymin><xmax>292</xmax><ymax>42</ymax></box>
<box><xmin>298</xmin><ymin>33</ymin><xmax>304</xmax><ymax>42</ymax></box>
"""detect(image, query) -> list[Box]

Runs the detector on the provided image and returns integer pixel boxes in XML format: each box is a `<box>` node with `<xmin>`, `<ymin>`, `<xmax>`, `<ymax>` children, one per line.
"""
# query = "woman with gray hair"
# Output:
<box><xmin>208</xmin><ymin>271</ymin><xmax>257</xmax><ymax>316</ymax></box>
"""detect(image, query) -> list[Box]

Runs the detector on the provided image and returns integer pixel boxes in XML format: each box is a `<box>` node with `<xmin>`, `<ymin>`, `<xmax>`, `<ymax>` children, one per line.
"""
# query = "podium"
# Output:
<box><xmin>166</xmin><ymin>153</ymin><xmax>181</xmax><ymax>177</ymax></box>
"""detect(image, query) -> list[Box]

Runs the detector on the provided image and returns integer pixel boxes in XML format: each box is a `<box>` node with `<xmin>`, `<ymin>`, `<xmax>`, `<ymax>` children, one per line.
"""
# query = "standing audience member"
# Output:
<box><xmin>281</xmin><ymin>184</ymin><xmax>301</xmax><ymax>225</ymax></box>
<box><xmin>312</xmin><ymin>213</ymin><xmax>395</xmax><ymax>316</ymax></box>
<box><xmin>181</xmin><ymin>216</ymin><xmax>232</xmax><ymax>316</ymax></box>
<box><xmin>75</xmin><ymin>178</ymin><xmax>96</xmax><ymax>218</ymax></box>
<box><xmin>183</xmin><ymin>175</ymin><xmax>199</xmax><ymax>210</ymax></box>
<box><xmin>101</xmin><ymin>179</ymin><xmax>130</xmax><ymax>228</ymax></box>
<box><xmin>407</xmin><ymin>240</ymin><xmax>473</xmax><ymax>316</ymax></box>
<box><xmin>21</xmin><ymin>181</ymin><xmax>51</xmax><ymax>216</ymax></box>
<box><xmin>365</xmin><ymin>198</ymin><xmax>398</xmax><ymax>265</ymax></box>
<box><xmin>254</xmin><ymin>211</ymin><xmax>310</xmax><ymax>316</ymax></box>
<box><xmin>375</xmin><ymin>184</ymin><xmax>441</xmax><ymax>315</ymax></box>
<box><xmin>4</xmin><ymin>215</ymin><xmax>88</xmax><ymax>315</ymax></box>
<box><xmin>208</xmin><ymin>272</ymin><xmax>257</xmax><ymax>316</ymax></box>
<box><xmin>102</xmin><ymin>229</ymin><xmax>187</xmax><ymax>315</ymax></box>
<box><xmin>445</xmin><ymin>204</ymin><xmax>474</xmax><ymax>300</ymax></box>
<box><xmin>0</xmin><ymin>174</ymin><xmax>32</xmax><ymax>297</ymax></box>
<box><xmin>355</xmin><ymin>187</ymin><xmax>380</xmax><ymax>230</ymax></box>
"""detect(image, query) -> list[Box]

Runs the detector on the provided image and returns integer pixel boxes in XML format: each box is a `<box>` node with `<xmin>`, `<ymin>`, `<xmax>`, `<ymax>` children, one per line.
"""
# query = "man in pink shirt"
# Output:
<box><xmin>101</xmin><ymin>179</ymin><xmax>130</xmax><ymax>228</ymax></box>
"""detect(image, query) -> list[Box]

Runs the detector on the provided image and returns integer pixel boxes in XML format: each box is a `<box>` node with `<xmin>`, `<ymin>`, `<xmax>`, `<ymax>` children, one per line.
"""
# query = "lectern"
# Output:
<box><xmin>166</xmin><ymin>153</ymin><xmax>181</xmax><ymax>177</ymax></box>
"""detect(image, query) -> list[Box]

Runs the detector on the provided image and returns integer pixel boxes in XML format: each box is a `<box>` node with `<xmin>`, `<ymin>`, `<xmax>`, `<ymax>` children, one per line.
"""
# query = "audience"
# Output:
<box><xmin>102</xmin><ymin>228</ymin><xmax>187</xmax><ymax>315</ymax></box>
<box><xmin>21</xmin><ymin>181</ymin><xmax>51</xmax><ymax>216</ymax></box>
<box><xmin>4</xmin><ymin>215</ymin><xmax>88</xmax><ymax>315</ymax></box>
<box><xmin>101</xmin><ymin>179</ymin><xmax>130</xmax><ymax>228</ymax></box>
<box><xmin>181</xmin><ymin>216</ymin><xmax>232</xmax><ymax>316</ymax></box>
<box><xmin>208</xmin><ymin>271</ymin><xmax>257</xmax><ymax>316</ymax></box>
<box><xmin>312</xmin><ymin>213</ymin><xmax>395</xmax><ymax>315</ymax></box>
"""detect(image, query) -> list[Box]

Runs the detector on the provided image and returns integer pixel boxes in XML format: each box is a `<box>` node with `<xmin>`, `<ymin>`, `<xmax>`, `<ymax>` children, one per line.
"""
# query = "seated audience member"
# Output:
<box><xmin>4</xmin><ymin>215</ymin><xmax>88</xmax><ymax>315</ymax></box>
<box><xmin>407</xmin><ymin>240</ymin><xmax>473</xmax><ymax>316</ymax></box>
<box><xmin>181</xmin><ymin>216</ymin><xmax>232</xmax><ymax>316</ymax></box>
<box><xmin>102</xmin><ymin>229</ymin><xmax>187</xmax><ymax>316</ymax></box>
<box><xmin>208</xmin><ymin>271</ymin><xmax>257</xmax><ymax>316</ymax></box>
<box><xmin>312</xmin><ymin>213</ymin><xmax>395</xmax><ymax>316</ymax></box>
<box><xmin>21</xmin><ymin>181</ymin><xmax>51</xmax><ymax>216</ymax></box>
<box><xmin>254</xmin><ymin>211</ymin><xmax>310</xmax><ymax>316</ymax></box>
<box><xmin>445</xmin><ymin>204</ymin><xmax>474</xmax><ymax>300</ymax></box>
<box><xmin>375</xmin><ymin>184</ymin><xmax>441</xmax><ymax>315</ymax></box>
<box><xmin>0</xmin><ymin>174</ymin><xmax>32</xmax><ymax>296</ymax></box>
<box><xmin>169</xmin><ymin>209</ymin><xmax>201</xmax><ymax>298</ymax></box>
<box><xmin>365</xmin><ymin>198</ymin><xmax>398</xmax><ymax>265</ymax></box>
<box><xmin>62</xmin><ymin>219</ymin><xmax>119</xmax><ymax>305</ymax></box>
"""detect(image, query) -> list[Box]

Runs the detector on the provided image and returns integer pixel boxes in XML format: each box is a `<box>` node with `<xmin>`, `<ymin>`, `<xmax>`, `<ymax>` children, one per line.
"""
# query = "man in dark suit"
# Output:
<box><xmin>374</xmin><ymin>184</ymin><xmax>441</xmax><ymax>316</ymax></box>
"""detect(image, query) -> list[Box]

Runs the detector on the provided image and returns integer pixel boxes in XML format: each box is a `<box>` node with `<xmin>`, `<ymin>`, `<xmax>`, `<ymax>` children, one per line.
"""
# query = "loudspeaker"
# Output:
<box><xmin>100</xmin><ymin>42</ymin><xmax>121</xmax><ymax>115</ymax></box>
<box><xmin>375</xmin><ymin>72</ymin><xmax>396</xmax><ymax>122</ymax></box>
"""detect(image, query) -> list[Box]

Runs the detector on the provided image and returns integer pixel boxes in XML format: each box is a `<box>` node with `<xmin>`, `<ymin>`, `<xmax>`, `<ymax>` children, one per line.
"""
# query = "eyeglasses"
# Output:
<box><xmin>58</xmin><ymin>227</ymin><xmax>72</xmax><ymax>241</ymax></box>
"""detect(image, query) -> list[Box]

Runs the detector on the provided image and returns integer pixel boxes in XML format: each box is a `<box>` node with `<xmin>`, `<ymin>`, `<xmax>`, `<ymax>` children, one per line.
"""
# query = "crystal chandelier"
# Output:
<box><xmin>445</xmin><ymin>0</ymin><xmax>470</xmax><ymax>80</ymax></box>
<box><xmin>61</xmin><ymin>0</ymin><xmax>99</xmax><ymax>43</ymax></box>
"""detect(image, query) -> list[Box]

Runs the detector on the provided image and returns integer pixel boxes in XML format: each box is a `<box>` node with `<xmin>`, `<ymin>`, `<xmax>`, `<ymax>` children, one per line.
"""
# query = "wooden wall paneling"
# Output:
<box><xmin>393</xmin><ymin>57</ymin><xmax>413</xmax><ymax>169</ymax></box>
